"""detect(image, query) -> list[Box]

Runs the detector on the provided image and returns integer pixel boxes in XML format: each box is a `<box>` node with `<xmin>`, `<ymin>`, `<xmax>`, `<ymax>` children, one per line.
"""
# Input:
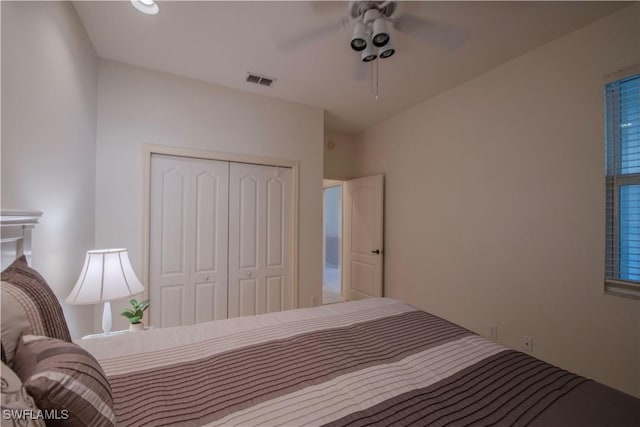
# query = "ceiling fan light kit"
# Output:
<box><xmin>351</xmin><ymin>21</ymin><xmax>368</xmax><ymax>51</ymax></box>
<box><xmin>349</xmin><ymin>3</ymin><xmax>395</xmax><ymax>63</ymax></box>
<box><xmin>379</xmin><ymin>40</ymin><xmax>395</xmax><ymax>59</ymax></box>
<box><xmin>361</xmin><ymin>41</ymin><xmax>377</xmax><ymax>62</ymax></box>
<box><xmin>372</xmin><ymin>18</ymin><xmax>390</xmax><ymax>47</ymax></box>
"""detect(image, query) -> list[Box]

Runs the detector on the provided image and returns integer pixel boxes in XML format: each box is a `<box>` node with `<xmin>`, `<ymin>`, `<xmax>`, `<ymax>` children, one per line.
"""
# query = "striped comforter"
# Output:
<box><xmin>77</xmin><ymin>298</ymin><xmax>640</xmax><ymax>426</ymax></box>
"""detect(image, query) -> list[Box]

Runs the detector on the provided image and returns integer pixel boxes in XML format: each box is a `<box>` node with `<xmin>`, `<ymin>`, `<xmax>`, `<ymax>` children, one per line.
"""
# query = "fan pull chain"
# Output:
<box><xmin>369</xmin><ymin>62</ymin><xmax>373</xmax><ymax>98</ymax></box>
<box><xmin>369</xmin><ymin>59</ymin><xmax>380</xmax><ymax>101</ymax></box>
<box><xmin>375</xmin><ymin>58</ymin><xmax>379</xmax><ymax>101</ymax></box>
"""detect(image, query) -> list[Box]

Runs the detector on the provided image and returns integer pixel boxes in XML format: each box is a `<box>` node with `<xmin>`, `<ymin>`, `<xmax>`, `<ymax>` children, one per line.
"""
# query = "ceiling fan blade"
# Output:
<box><xmin>276</xmin><ymin>16</ymin><xmax>350</xmax><ymax>52</ymax></box>
<box><xmin>392</xmin><ymin>14</ymin><xmax>470</xmax><ymax>51</ymax></box>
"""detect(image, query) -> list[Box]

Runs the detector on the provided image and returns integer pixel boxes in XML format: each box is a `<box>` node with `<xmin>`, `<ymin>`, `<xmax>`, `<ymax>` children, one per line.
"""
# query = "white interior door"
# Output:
<box><xmin>343</xmin><ymin>174</ymin><xmax>384</xmax><ymax>300</ymax></box>
<box><xmin>228</xmin><ymin>163</ymin><xmax>291</xmax><ymax>317</ymax></box>
<box><xmin>149</xmin><ymin>154</ymin><xmax>229</xmax><ymax>327</ymax></box>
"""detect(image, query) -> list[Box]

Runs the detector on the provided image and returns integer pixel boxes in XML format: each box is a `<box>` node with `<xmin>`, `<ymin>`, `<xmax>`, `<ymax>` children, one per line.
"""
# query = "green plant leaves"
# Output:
<box><xmin>121</xmin><ymin>299</ymin><xmax>150</xmax><ymax>324</ymax></box>
<box><xmin>137</xmin><ymin>300</ymin><xmax>150</xmax><ymax>312</ymax></box>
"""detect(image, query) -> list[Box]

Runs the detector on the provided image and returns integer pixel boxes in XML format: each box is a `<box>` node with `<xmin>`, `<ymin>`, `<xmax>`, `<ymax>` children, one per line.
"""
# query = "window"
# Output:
<box><xmin>605</xmin><ymin>72</ymin><xmax>640</xmax><ymax>298</ymax></box>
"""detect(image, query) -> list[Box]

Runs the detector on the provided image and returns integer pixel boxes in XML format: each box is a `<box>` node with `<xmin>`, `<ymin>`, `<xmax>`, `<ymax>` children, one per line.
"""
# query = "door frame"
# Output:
<box><xmin>141</xmin><ymin>143</ymin><xmax>300</xmax><ymax>312</ymax></box>
<box><xmin>322</xmin><ymin>179</ymin><xmax>344</xmax><ymax>299</ymax></box>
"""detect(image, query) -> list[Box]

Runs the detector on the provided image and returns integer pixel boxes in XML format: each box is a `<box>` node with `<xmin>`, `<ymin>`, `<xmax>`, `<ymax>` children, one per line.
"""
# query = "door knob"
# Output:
<box><xmin>203</xmin><ymin>275</ymin><xmax>210</xmax><ymax>281</ymax></box>
<box><xmin>371</xmin><ymin>249</ymin><xmax>380</xmax><ymax>254</ymax></box>
<box><xmin>247</xmin><ymin>272</ymin><xmax>253</xmax><ymax>277</ymax></box>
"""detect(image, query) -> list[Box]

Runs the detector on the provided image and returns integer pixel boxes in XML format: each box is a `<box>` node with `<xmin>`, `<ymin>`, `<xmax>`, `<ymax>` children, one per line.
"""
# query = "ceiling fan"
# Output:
<box><xmin>277</xmin><ymin>1</ymin><xmax>470</xmax><ymax>61</ymax></box>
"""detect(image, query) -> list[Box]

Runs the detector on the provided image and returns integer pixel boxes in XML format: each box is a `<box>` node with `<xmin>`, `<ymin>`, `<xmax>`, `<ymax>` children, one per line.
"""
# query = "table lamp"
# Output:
<box><xmin>66</xmin><ymin>248</ymin><xmax>145</xmax><ymax>333</ymax></box>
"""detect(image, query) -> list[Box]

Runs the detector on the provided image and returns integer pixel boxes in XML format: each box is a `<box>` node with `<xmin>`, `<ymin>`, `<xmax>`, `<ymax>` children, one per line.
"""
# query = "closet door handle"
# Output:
<box><xmin>371</xmin><ymin>249</ymin><xmax>380</xmax><ymax>255</ymax></box>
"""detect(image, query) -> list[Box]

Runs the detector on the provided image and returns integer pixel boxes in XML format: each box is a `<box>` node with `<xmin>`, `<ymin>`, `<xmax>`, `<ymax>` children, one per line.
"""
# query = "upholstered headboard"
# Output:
<box><xmin>1</xmin><ymin>209</ymin><xmax>43</xmax><ymax>270</ymax></box>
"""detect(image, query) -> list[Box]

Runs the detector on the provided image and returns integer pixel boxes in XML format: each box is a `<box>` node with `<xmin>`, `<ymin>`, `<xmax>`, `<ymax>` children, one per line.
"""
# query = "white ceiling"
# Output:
<box><xmin>73</xmin><ymin>1</ymin><xmax>630</xmax><ymax>134</ymax></box>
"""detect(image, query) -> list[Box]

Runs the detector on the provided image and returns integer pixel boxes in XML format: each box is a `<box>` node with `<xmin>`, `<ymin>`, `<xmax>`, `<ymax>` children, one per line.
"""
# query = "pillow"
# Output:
<box><xmin>1</xmin><ymin>281</ymin><xmax>39</xmax><ymax>366</ymax></box>
<box><xmin>1</xmin><ymin>256</ymin><xmax>71</xmax><ymax>366</ymax></box>
<box><xmin>12</xmin><ymin>335</ymin><xmax>116</xmax><ymax>427</ymax></box>
<box><xmin>1</xmin><ymin>361</ymin><xmax>46</xmax><ymax>427</ymax></box>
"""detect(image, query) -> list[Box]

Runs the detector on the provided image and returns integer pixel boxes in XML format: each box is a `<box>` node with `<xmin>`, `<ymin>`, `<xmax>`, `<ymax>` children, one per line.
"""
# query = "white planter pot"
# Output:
<box><xmin>129</xmin><ymin>322</ymin><xmax>144</xmax><ymax>332</ymax></box>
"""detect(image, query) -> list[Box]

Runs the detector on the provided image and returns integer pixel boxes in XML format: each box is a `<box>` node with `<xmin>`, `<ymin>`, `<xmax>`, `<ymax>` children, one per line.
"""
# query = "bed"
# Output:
<box><xmin>76</xmin><ymin>298</ymin><xmax>640</xmax><ymax>427</ymax></box>
<box><xmin>1</xmin><ymin>211</ymin><xmax>639</xmax><ymax>426</ymax></box>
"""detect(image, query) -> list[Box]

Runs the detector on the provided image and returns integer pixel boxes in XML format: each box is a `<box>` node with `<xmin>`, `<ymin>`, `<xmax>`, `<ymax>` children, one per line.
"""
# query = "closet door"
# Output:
<box><xmin>150</xmin><ymin>155</ymin><xmax>229</xmax><ymax>328</ymax></box>
<box><xmin>228</xmin><ymin>163</ymin><xmax>291</xmax><ymax>317</ymax></box>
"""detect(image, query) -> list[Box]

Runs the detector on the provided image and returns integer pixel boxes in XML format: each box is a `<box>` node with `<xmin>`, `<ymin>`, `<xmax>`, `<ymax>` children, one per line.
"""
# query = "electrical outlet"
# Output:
<box><xmin>522</xmin><ymin>336</ymin><xmax>533</xmax><ymax>352</ymax></box>
<box><xmin>488</xmin><ymin>324</ymin><xmax>498</xmax><ymax>340</ymax></box>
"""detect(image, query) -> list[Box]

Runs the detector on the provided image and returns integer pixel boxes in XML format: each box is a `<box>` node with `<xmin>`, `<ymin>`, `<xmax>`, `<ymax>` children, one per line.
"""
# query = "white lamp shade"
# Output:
<box><xmin>66</xmin><ymin>249</ymin><xmax>144</xmax><ymax>305</ymax></box>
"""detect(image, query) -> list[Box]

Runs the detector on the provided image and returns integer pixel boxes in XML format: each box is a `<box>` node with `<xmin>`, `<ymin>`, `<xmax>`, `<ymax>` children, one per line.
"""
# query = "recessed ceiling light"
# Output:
<box><xmin>131</xmin><ymin>0</ymin><xmax>159</xmax><ymax>15</ymax></box>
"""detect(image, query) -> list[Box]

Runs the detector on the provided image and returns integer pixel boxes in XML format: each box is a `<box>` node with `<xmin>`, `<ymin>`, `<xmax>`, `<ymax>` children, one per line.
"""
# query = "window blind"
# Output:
<box><xmin>605</xmin><ymin>74</ymin><xmax>640</xmax><ymax>298</ymax></box>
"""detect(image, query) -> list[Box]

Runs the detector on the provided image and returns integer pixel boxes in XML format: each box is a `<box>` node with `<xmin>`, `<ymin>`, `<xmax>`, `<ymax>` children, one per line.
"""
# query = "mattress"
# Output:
<box><xmin>77</xmin><ymin>298</ymin><xmax>640</xmax><ymax>426</ymax></box>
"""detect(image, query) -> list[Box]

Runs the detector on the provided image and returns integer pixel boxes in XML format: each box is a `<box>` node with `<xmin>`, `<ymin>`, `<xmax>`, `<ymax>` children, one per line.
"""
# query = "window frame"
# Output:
<box><xmin>604</xmin><ymin>66</ymin><xmax>640</xmax><ymax>299</ymax></box>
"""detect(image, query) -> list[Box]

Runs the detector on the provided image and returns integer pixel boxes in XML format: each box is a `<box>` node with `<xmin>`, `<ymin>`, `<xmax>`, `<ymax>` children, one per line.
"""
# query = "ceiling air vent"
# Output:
<box><xmin>246</xmin><ymin>72</ymin><xmax>276</xmax><ymax>88</ymax></box>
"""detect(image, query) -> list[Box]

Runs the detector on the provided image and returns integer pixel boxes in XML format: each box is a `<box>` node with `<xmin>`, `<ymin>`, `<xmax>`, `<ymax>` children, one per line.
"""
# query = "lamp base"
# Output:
<box><xmin>102</xmin><ymin>301</ymin><xmax>112</xmax><ymax>333</ymax></box>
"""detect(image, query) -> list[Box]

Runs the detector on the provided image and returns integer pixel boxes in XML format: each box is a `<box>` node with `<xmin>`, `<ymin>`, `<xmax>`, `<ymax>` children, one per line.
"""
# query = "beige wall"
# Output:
<box><xmin>324</xmin><ymin>130</ymin><xmax>358</xmax><ymax>180</ymax></box>
<box><xmin>95</xmin><ymin>60</ymin><xmax>324</xmax><ymax>331</ymax></box>
<box><xmin>352</xmin><ymin>5</ymin><xmax>640</xmax><ymax>396</ymax></box>
<box><xmin>1</xmin><ymin>1</ymin><xmax>98</xmax><ymax>338</ymax></box>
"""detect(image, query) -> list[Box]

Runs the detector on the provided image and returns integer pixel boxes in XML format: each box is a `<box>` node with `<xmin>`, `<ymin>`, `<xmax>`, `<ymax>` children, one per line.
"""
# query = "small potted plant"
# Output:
<box><xmin>121</xmin><ymin>298</ymin><xmax>150</xmax><ymax>332</ymax></box>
